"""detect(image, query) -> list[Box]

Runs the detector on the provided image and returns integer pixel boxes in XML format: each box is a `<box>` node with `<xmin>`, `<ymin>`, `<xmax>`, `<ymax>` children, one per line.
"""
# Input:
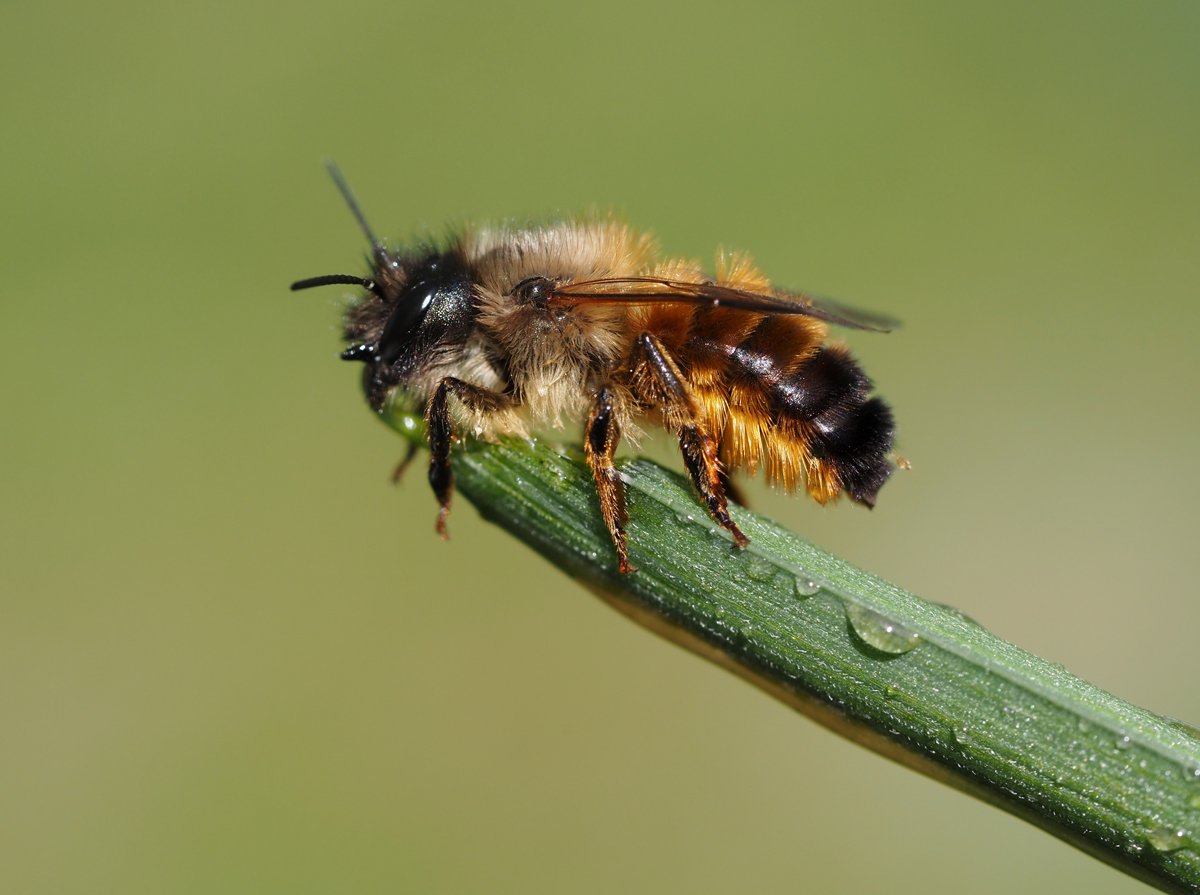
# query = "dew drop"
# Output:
<box><xmin>1145</xmin><ymin>826</ymin><xmax>1189</xmax><ymax>853</ymax></box>
<box><xmin>953</xmin><ymin>725</ymin><xmax>973</xmax><ymax>746</ymax></box>
<box><xmin>745</xmin><ymin>554</ymin><xmax>777</xmax><ymax>582</ymax></box>
<box><xmin>794</xmin><ymin>576</ymin><xmax>821</xmax><ymax>598</ymax></box>
<box><xmin>1115</xmin><ymin>734</ymin><xmax>1133</xmax><ymax>751</ymax></box>
<box><xmin>845</xmin><ymin>604</ymin><xmax>921</xmax><ymax>655</ymax></box>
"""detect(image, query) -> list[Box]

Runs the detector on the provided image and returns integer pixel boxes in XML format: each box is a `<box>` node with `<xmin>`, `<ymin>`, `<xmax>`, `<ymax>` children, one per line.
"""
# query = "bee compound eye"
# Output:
<box><xmin>377</xmin><ymin>280</ymin><xmax>438</xmax><ymax>366</ymax></box>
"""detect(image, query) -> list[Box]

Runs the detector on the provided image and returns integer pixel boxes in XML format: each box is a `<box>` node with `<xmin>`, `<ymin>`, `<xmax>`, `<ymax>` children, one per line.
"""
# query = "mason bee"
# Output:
<box><xmin>294</xmin><ymin>166</ymin><xmax>896</xmax><ymax>573</ymax></box>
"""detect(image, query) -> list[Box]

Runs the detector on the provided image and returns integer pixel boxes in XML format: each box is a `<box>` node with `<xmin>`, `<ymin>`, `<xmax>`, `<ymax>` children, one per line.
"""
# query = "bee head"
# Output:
<box><xmin>290</xmin><ymin>164</ymin><xmax>476</xmax><ymax>412</ymax></box>
<box><xmin>293</xmin><ymin>251</ymin><xmax>477</xmax><ymax>412</ymax></box>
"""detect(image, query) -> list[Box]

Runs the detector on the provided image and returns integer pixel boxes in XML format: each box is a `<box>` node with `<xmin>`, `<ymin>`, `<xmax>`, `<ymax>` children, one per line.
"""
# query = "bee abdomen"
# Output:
<box><xmin>725</xmin><ymin>338</ymin><xmax>894</xmax><ymax>506</ymax></box>
<box><xmin>807</xmin><ymin>393</ymin><xmax>894</xmax><ymax>506</ymax></box>
<box><xmin>778</xmin><ymin>345</ymin><xmax>893</xmax><ymax>505</ymax></box>
<box><xmin>768</xmin><ymin>344</ymin><xmax>871</xmax><ymax>419</ymax></box>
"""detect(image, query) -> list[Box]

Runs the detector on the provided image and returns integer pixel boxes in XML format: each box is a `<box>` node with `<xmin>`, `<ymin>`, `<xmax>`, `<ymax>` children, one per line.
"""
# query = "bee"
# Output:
<box><xmin>293</xmin><ymin>166</ymin><xmax>896</xmax><ymax>573</ymax></box>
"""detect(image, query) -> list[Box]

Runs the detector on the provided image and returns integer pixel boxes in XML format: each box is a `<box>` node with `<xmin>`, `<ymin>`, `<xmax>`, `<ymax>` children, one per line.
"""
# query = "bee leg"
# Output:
<box><xmin>425</xmin><ymin>377</ymin><xmax>513</xmax><ymax>539</ymax></box>
<box><xmin>678</xmin><ymin>426</ymin><xmax>750</xmax><ymax>548</ymax></box>
<box><xmin>634</xmin><ymin>333</ymin><xmax>750</xmax><ymax>548</ymax></box>
<box><xmin>390</xmin><ymin>441</ymin><xmax>419</xmax><ymax>485</ymax></box>
<box><xmin>585</xmin><ymin>385</ymin><xmax>633</xmax><ymax>574</ymax></box>
<box><xmin>426</xmin><ymin>383</ymin><xmax>456</xmax><ymax>539</ymax></box>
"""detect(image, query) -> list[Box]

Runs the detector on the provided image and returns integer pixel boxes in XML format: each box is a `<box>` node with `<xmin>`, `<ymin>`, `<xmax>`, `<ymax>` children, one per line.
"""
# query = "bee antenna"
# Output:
<box><xmin>324</xmin><ymin>160</ymin><xmax>386</xmax><ymax>261</ymax></box>
<box><xmin>290</xmin><ymin>273</ymin><xmax>382</xmax><ymax>297</ymax></box>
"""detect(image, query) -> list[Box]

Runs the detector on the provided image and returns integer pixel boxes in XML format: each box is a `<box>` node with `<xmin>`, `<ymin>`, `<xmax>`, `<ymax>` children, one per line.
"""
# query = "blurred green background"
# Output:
<box><xmin>3</xmin><ymin>1</ymin><xmax>1198</xmax><ymax>892</ymax></box>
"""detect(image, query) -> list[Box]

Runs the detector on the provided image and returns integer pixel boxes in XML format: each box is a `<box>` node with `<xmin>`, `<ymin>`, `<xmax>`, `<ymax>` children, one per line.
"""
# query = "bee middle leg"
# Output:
<box><xmin>633</xmin><ymin>333</ymin><xmax>749</xmax><ymax>548</ymax></box>
<box><xmin>425</xmin><ymin>377</ymin><xmax>513</xmax><ymax>539</ymax></box>
<box><xmin>585</xmin><ymin>385</ymin><xmax>633</xmax><ymax>574</ymax></box>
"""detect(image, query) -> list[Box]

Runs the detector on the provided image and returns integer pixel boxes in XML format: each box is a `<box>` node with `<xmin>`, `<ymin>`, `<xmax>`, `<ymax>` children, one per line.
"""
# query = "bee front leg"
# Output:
<box><xmin>425</xmin><ymin>377</ymin><xmax>513</xmax><ymax>539</ymax></box>
<box><xmin>633</xmin><ymin>333</ymin><xmax>750</xmax><ymax>549</ymax></box>
<box><xmin>585</xmin><ymin>385</ymin><xmax>633</xmax><ymax>574</ymax></box>
<box><xmin>390</xmin><ymin>441</ymin><xmax>419</xmax><ymax>485</ymax></box>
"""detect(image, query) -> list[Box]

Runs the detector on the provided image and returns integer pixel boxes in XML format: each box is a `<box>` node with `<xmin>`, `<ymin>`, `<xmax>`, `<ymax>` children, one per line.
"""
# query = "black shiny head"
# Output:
<box><xmin>291</xmin><ymin>165</ymin><xmax>479</xmax><ymax>412</ymax></box>
<box><xmin>374</xmin><ymin>249</ymin><xmax>472</xmax><ymax>359</ymax></box>
<box><xmin>360</xmin><ymin>253</ymin><xmax>477</xmax><ymax>410</ymax></box>
<box><xmin>297</xmin><ymin>251</ymin><xmax>478</xmax><ymax>412</ymax></box>
<box><xmin>374</xmin><ymin>255</ymin><xmax>474</xmax><ymax>368</ymax></box>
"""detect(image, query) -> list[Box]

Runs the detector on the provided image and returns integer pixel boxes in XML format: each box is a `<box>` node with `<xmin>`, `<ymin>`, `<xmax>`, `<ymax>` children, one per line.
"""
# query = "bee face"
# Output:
<box><xmin>347</xmin><ymin>251</ymin><xmax>478</xmax><ymax>411</ymax></box>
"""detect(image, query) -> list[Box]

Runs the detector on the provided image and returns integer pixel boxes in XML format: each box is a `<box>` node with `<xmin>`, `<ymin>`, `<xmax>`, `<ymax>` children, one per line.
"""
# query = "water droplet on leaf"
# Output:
<box><xmin>845</xmin><ymin>604</ymin><xmax>921</xmax><ymax>655</ymax></box>
<box><xmin>1145</xmin><ymin>826</ymin><xmax>1190</xmax><ymax>853</ymax></box>
<box><xmin>745</xmin><ymin>554</ymin><xmax>776</xmax><ymax>582</ymax></box>
<box><xmin>794</xmin><ymin>576</ymin><xmax>820</xmax><ymax>597</ymax></box>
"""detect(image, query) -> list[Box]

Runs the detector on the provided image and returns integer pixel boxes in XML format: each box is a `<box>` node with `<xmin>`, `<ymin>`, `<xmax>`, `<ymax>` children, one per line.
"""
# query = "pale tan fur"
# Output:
<box><xmin>463</xmin><ymin>220</ymin><xmax>657</xmax><ymax>433</ymax></box>
<box><xmin>417</xmin><ymin>329</ymin><xmax>526</xmax><ymax>439</ymax></box>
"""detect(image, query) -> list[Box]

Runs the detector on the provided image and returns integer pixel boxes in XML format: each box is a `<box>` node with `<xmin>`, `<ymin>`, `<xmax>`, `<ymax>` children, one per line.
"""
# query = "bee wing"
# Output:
<box><xmin>550</xmin><ymin>276</ymin><xmax>895</xmax><ymax>332</ymax></box>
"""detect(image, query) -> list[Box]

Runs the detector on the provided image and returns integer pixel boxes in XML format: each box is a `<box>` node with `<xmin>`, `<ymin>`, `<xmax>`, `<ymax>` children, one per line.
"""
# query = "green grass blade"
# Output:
<box><xmin>384</xmin><ymin>413</ymin><xmax>1200</xmax><ymax>893</ymax></box>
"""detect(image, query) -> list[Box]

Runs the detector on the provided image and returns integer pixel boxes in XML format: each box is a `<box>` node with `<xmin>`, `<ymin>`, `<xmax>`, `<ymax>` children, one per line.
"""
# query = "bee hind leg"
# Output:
<box><xmin>678</xmin><ymin>425</ymin><xmax>750</xmax><ymax>548</ymax></box>
<box><xmin>425</xmin><ymin>377</ymin><xmax>513</xmax><ymax>539</ymax></box>
<box><xmin>585</xmin><ymin>385</ymin><xmax>634</xmax><ymax>574</ymax></box>
<box><xmin>633</xmin><ymin>333</ymin><xmax>750</xmax><ymax>549</ymax></box>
